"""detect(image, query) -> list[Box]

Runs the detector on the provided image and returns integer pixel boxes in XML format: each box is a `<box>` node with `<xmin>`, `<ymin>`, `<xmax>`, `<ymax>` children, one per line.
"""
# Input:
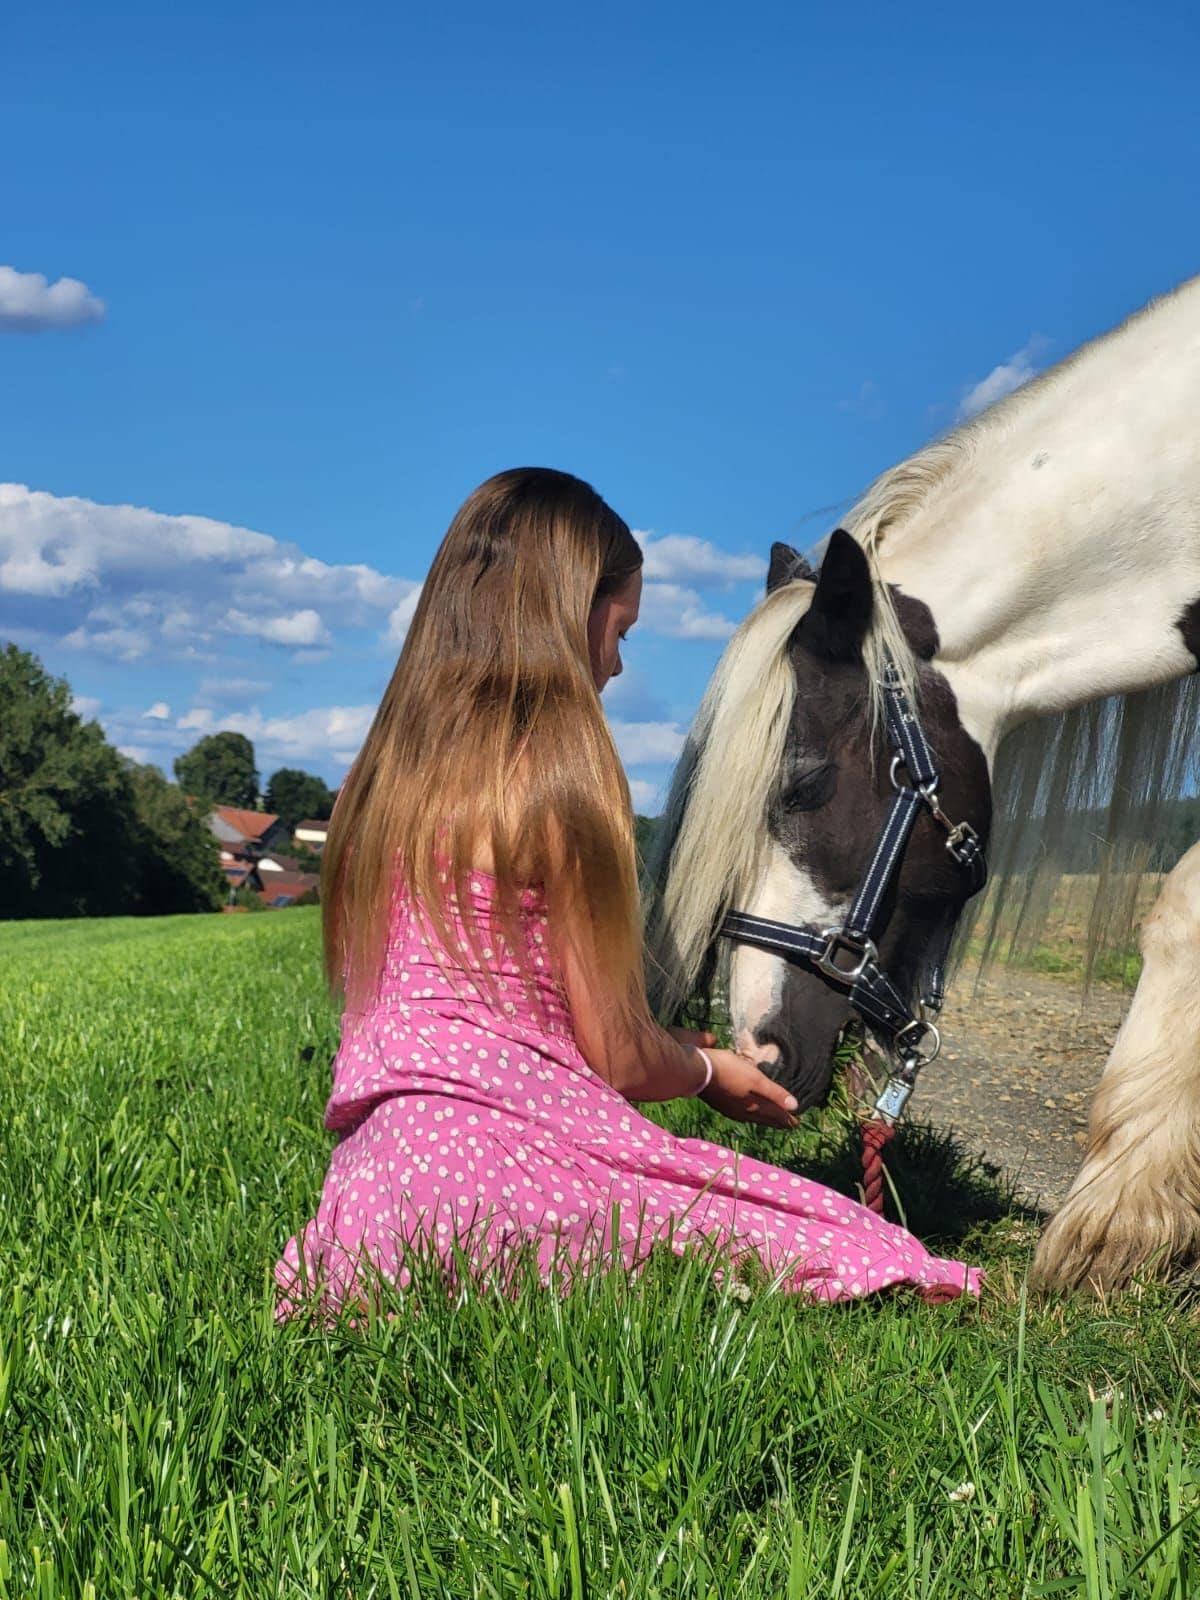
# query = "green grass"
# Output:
<box><xmin>2</xmin><ymin>911</ymin><xmax>1200</xmax><ymax>1597</ymax></box>
<box><xmin>966</xmin><ymin>930</ymin><xmax>1143</xmax><ymax>991</ymax></box>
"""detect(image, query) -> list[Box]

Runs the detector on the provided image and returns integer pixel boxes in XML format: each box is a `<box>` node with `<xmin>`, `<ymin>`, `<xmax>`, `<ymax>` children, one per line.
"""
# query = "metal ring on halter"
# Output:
<box><xmin>894</xmin><ymin>1016</ymin><xmax>941</xmax><ymax>1068</ymax></box>
<box><xmin>891</xmin><ymin>752</ymin><xmax>939</xmax><ymax>803</ymax></box>
<box><xmin>816</xmin><ymin>929</ymin><xmax>878</xmax><ymax>985</ymax></box>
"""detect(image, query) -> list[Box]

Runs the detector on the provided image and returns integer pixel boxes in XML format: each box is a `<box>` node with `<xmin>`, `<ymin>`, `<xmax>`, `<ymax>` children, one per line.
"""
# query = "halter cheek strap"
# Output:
<box><xmin>719</xmin><ymin>658</ymin><xmax>987</xmax><ymax>1125</ymax></box>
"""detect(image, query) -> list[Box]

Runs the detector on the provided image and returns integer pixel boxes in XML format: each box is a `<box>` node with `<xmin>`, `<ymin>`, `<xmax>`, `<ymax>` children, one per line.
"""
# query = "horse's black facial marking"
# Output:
<box><xmin>746</xmin><ymin>619</ymin><xmax>991</xmax><ymax>1110</ymax></box>
<box><xmin>891</xmin><ymin>590</ymin><xmax>940</xmax><ymax>660</ymax></box>
<box><xmin>791</xmin><ymin>530</ymin><xmax>873</xmax><ymax>663</ymax></box>
<box><xmin>1178</xmin><ymin>596</ymin><xmax>1200</xmax><ymax>667</ymax></box>
<box><xmin>776</xmin><ymin>760</ymin><xmax>837</xmax><ymax>815</ymax></box>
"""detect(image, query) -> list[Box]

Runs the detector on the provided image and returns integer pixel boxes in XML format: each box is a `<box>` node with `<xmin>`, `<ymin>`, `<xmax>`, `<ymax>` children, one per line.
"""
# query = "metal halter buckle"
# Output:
<box><xmin>816</xmin><ymin>929</ymin><xmax>878</xmax><ymax>985</ymax></box>
<box><xmin>874</xmin><ymin>1075</ymin><xmax>915</xmax><ymax>1124</ymax></box>
<box><xmin>894</xmin><ymin>1016</ymin><xmax>942</xmax><ymax>1068</ymax></box>
<box><xmin>943</xmin><ymin>821</ymin><xmax>980</xmax><ymax>864</ymax></box>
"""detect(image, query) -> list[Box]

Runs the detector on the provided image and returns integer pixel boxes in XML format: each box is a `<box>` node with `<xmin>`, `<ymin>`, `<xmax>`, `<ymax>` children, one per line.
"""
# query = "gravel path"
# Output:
<box><xmin>912</xmin><ymin>964</ymin><xmax>1131</xmax><ymax>1213</ymax></box>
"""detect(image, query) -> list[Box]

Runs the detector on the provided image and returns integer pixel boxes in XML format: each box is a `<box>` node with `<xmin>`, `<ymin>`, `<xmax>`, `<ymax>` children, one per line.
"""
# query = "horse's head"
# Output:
<box><xmin>726</xmin><ymin>530</ymin><xmax>992</xmax><ymax>1107</ymax></box>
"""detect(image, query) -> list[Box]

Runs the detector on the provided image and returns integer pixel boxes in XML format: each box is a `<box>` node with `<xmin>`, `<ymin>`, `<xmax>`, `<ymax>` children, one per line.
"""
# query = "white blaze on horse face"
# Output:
<box><xmin>729</xmin><ymin>842</ymin><xmax>841</xmax><ymax>1066</ymax></box>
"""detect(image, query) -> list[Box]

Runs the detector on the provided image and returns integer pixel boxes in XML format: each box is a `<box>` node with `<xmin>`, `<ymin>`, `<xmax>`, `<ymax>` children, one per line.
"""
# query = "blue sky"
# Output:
<box><xmin>3</xmin><ymin>0</ymin><xmax>1198</xmax><ymax>808</ymax></box>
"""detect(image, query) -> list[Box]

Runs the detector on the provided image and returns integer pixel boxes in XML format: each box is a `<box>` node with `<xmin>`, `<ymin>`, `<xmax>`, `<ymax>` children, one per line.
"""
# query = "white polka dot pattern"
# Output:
<box><xmin>274</xmin><ymin>875</ymin><xmax>982</xmax><ymax>1316</ymax></box>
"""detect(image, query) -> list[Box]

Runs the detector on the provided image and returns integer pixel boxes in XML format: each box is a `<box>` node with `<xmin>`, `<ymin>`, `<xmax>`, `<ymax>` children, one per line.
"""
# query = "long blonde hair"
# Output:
<box><xmin>324</xmin><ymin>467</ymin><xmax>646</xmax><ymax>1021</ymax></box>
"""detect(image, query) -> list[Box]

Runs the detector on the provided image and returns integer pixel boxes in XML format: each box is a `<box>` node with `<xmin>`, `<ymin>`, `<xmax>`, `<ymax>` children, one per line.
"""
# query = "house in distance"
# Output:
<box><xmin>209</xmin><ymin>805</ymin><xmax>320</xmax><ymax>908</ymax></box>
<box><xmin>292</xmin><ymin>818</ymin><xmax>330</xmax><ymax>854</ymax></box>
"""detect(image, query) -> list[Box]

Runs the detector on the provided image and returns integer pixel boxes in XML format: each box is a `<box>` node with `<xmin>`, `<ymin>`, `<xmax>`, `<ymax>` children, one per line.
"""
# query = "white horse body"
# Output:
<box><xmin>869</xmin><ymin>277</ymin><xmax>1200</xmax><ymax>756</ymax></box>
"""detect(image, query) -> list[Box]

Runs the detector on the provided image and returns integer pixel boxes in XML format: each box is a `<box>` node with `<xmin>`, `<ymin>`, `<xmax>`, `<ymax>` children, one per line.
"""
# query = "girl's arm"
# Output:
<box><xmin>559</xmin><ymin>935</ymin><xmax>799</xmax><ymax>1129</ymax></box>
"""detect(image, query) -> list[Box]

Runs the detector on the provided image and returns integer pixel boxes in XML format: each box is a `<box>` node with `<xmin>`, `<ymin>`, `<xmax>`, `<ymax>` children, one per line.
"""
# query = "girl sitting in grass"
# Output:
<box><xmin>275</xmin><ymin>468</ymin><xmax>980</xmax><ymax>1315</ymax></box>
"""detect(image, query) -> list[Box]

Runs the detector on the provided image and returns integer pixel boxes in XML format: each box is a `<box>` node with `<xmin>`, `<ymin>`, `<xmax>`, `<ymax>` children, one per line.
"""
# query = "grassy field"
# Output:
<box><xmin>2</xmin><ymin>912</ymin><xmax>1200</xmax><ymax>1597</ymax></box>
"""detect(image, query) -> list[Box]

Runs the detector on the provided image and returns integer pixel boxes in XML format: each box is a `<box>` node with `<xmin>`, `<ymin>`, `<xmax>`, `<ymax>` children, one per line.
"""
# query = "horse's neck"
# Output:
<box><xmin>876</xmin><ymin>288</ymin><xmax>1200</xmax><ymax>761</ymax></box>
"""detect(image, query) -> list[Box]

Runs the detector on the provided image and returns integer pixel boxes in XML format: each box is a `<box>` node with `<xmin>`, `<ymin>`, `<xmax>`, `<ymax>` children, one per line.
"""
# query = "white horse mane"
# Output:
<box><xmin>644</xmin><ymin>581</ymin><xmax>815</xmax><ymax>1019</ymax></box>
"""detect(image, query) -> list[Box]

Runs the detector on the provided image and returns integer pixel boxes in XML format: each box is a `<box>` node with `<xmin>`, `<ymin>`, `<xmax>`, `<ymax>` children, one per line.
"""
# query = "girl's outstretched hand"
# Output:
<box><xmin>665</xmin><ymin>1028</ymin><xmax>798</xmax><ymax>1128</ymax></box>
<box><xmin>700</xmin><ymin>1056</ymin><xmax>803</xmax><ymax>1132</ymax></box>
<box><xmin>699</xmin><ymin>1049</ymin><xmax>800</xmax><ymax>1129</ymax></box>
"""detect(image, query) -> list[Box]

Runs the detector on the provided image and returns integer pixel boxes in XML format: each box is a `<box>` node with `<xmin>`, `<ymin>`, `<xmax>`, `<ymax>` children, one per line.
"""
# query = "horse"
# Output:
<box><xmin>645</xmin><ymin>273</ymin><xmax>1200</xmax><ymax>1292</ymax></box>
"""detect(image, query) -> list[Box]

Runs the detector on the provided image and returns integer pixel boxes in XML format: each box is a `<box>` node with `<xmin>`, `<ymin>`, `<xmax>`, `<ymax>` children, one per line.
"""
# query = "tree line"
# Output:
<box><xmin>0</xmin><ymin>643</ymin><xmax>334</xmax><ymax>920</ymax></box>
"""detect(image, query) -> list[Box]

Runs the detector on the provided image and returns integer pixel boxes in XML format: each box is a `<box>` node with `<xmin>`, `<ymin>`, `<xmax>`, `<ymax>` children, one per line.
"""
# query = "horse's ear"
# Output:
<box><xmin>792</xmin><ymin>529</ymin><xmax>874</xmax><ymax>662</ymax></box>
<box><xmin>767</xmin><ymin>541</ymin><xmax>816</xmax><ymax>593</ymax></box>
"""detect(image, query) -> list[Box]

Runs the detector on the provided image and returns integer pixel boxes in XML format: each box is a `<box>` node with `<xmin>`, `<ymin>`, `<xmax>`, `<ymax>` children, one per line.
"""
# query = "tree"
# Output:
<box><xmin>264</xmin><ymin>767</ymin><xmax>335</xmax><ymax>831</ymax></box>
<box><xmin>634</xmin><ymin>813</ymin><xmax>660</xmax><ymax>863</ymax></box>
<box><xmin>0</xmin><ymin>643</ymin><xmax>137</xmax><ymax>918</ymax></box>
<box><xmin>174</xmin><ymin>731</ymin><xmax>259</xmax><ymax>808</ymax></box>
<box><xmin>126</xmin><ymin>763</ymin><xmax>226</xmax><ymax>914</ymax></box>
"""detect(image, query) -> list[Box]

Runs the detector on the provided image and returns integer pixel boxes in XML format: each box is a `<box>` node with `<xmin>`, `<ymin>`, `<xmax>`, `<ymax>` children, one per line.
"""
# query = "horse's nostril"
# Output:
<box><xmin>737</xmin><ymin>1029</ymin><xmax>781</xmax><ymax>1070</ymax></box>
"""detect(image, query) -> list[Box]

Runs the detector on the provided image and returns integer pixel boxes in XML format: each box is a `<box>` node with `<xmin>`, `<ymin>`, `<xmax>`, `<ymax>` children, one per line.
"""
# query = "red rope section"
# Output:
<box><xmin>860</xmin><ymin>1116</ymin><xmax>896</xmax><ymax>1215</ymax></box>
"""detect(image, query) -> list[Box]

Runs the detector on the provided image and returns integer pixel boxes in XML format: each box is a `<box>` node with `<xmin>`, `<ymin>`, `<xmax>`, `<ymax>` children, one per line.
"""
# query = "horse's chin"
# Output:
<box><xmin>738</xmin><ymin>977</ymin><xmax>851</xmax><ymax>1112</ymax></box>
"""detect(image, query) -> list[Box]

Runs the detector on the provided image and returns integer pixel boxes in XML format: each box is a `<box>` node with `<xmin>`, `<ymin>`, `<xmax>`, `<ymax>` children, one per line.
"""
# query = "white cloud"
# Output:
<box><xmin>638</xmin><ymin>531</ymin><xmax>765</xmax><ymax>587</ymax></box>
<box><xmin>639</xmin><ymin>582</ymin><xmax>737</xmax><ymax>640</ymax></box>
<box><xmin>71</xmin><ymin>694</ymin><xmax>101</xmax><ymax>718</ymax></box>
<box><xmin>63</xmin><ymin>623</ymin><xmax>151</xmax><ymax>661</ymax></box>
<box><xmin>117</xmin><ymin>744</ymin><xmax>151</xmax><ymax>764</ymax></box>
<box><xmin>0</xmin><ymin>266</ymin><xmax>106</xmax><ymax>333</ymax></box>
<box><xmin>142</xmin><ymin>701</ymin><xmax>170</xmax><ymax>720</ymax></box>
<box><xmin>0</xmin><ymin>485</ymin><xmax>419</xmax><ymax>660</ymax></box>
<box><xmin>628</xmin><ymin>777</ymin><xmax>661</xmax><ymax>812</ymax></box>
<box><xmin>223</xmin><ymin>607</ymin><xmax>332</xmax><ymax>648</ymax></box>
<box><xmin>196</xmin><ymin>676</ymin><xmax>272</xmax><ymax>706</ymax></box>
<box><xmin>174</xmin><ymin>703</ymin><xmax>377</xmax><ymax>769</ymax></box>
<box><xmin>609</xmin><ymin>718</ymin><xmax>686</xmax><ymax>765</ymax></box>
<box><xmin>958</xmin><ymin>336</ymin><xmax>1048</xmax><ymax>421</ymax></box>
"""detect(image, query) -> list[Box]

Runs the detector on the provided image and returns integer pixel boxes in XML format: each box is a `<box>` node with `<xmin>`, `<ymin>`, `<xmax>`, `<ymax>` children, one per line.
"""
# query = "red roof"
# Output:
<box><xmin>213</xmin><ymin>806</ymin><xmax>282</xmax><ymax>841</ymax></box>
<box><xmin>260</xmin><ymin>872</ymin><xmax>320</xmax><ymax>905</ymax></box>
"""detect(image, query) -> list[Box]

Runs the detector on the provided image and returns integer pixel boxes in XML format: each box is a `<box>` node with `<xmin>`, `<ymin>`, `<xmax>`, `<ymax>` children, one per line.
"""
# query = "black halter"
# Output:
<box><xmin>720</xmin><ymin>658</ymin><xmax>987</xmax><ymax>1123</ymax></box>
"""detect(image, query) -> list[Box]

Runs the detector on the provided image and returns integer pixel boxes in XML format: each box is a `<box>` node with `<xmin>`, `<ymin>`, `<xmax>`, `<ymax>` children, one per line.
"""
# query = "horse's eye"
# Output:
<box><xmin>780</xmin><ymin>762</ymin><xmax>835</xmax><ymax>812</ymax></box>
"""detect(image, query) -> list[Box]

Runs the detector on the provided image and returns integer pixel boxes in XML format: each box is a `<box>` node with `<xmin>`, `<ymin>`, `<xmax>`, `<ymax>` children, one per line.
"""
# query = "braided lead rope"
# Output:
<box><xmin>860</xmin><ymin>1116</ymin><xmax>896</xmax><ymax>1215</ymax></box>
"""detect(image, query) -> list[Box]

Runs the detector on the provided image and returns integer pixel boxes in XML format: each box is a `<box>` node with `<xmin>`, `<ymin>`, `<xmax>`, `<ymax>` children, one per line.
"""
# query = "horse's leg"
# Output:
<box><xmin>1031</xmin><ymin>842</ymin><xmax>1200</xmax><ymax>1293</ymax></box>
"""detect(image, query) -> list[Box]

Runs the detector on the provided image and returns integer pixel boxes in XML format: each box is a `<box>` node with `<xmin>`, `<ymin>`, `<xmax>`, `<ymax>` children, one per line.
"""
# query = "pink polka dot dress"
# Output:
<box><xmin>275</xmin><ymin>874</ymin><xmax>981</xmax><ymax>1315</ymax></box>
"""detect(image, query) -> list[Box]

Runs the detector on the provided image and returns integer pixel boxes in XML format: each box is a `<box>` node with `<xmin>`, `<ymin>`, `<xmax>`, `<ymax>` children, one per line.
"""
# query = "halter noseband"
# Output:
<box><xmin>720</xmin><ymin>658</ymin><xmax>987</xmax><ymax>1125</ymax></box>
